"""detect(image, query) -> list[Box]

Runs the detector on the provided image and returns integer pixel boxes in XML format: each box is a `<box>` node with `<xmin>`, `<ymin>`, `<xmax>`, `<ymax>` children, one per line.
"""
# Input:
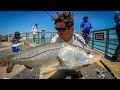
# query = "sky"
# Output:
<box><xmin>0</xmin><ymin>11</ymin><xmax>116</xmax><ymax>35</ymax></box>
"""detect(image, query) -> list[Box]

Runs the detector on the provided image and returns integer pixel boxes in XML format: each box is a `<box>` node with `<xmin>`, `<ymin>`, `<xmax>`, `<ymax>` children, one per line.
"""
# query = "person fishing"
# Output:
<box><xmin>111</xmin><ymin>11</ymin><xmax>120</xmax><ymax>61</ymax></box>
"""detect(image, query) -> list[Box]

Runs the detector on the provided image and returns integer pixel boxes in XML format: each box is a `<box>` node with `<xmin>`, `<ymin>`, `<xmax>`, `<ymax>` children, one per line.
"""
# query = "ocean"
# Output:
<box><xmin>22</xmin><ymin>36</ymin><xmax>118</xmax><ymax>55</ymax></box>
<box><xmin>88</xmin><ymin>38</ymin><xmax>119</xmax><ymax>54</ymax></box>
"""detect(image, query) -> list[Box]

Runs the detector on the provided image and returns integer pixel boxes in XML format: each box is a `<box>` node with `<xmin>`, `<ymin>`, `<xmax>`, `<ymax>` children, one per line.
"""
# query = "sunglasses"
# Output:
<box><xmin>55</xmin><ymin>27</ymin><xmax>67</xmax><ymax>32</ymax></box>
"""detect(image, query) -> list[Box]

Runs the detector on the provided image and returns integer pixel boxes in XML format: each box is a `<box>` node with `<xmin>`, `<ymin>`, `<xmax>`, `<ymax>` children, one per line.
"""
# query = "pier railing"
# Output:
<box><xmin>89</xmin><ymin>27</ymin><xmax>118</xmax><ymax>56</ymax></box>
<box><xmin>7</xmin><ymin>31</ymin><xmax>80</xmax><ymax>44</ymax></box>
<box><xmin>1</xmin><ymin>27</ymin><xmax>118</xmax><ymax>56</ymax></box>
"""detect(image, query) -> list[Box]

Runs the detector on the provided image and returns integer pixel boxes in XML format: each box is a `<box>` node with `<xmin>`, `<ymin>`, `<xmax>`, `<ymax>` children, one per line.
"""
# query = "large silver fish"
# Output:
<box><xmin>7</xmin><ymin>43</ymin><xmax>104</xmax><ymax>73</ymax></box>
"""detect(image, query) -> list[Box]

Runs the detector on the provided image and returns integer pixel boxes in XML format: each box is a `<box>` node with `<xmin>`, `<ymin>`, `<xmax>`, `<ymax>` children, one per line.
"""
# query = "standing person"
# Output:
<box><xmin>80</xmin><ymin>16</ymin><xmax>93</xmax><ymax>45</ymax></box>
<box><xmin>50</xmin><ymin>12</ymin><xmax>98</xmax><ymax>79</ymax></box>
<box><xmin>41</xmin><ymin>28</ymin><xmax>46</xmax><ymax>43</ymax></box>
<box><xmin>32</xmin><ymin>23</ymin><xmax>39</xmax><ymax>44</ymax></box>
<box><xmin>111</xmin><ymin>11</ymin><xmax>120</xmax><ymax>61</ymax></box>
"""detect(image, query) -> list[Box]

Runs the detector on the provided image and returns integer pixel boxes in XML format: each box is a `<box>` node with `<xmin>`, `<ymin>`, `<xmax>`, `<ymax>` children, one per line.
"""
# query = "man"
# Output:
<box><xmin>14</xmin><ymin>31</ymin><xmax>21</xmax><ymax>43</ymax></box>
<box><xmin>50</xmin><ymin>12</ymin><xmax>97</xmax><ymax>79</ymax></box>
<box><xmin>32</xmin><ymin>23</ymin><xmax>39</xmax><ymax>44</ymax></box>
<box><xmin>41</xmin><ymin>28</ymin><xmax>46</xmax><ymax>43</ymax></box>
<box><xmin>112</xmin><ymin>11</ymin><xmax>120</xmax><ymax>61</ymax></box>
<box><xmin>51</xmin><ymin>12</ymin><xmax>87</xmax><ymax>49</ymax></box>
<box><xmin>80</xmin><ymin>16</ymin><xmax>92</xmax><ymax>45</ymax></box>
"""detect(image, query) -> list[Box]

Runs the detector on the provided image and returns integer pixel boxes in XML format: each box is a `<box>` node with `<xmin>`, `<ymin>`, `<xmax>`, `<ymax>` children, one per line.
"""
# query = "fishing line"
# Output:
<box><xmin>43</xmin><ymin>11</ymin><xmax>54</xmax><ymax>18</ymax></box>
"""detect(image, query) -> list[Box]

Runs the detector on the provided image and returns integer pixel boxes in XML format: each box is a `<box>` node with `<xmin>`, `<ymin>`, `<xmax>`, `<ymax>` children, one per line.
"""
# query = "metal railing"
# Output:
<box><xmin>5</xmin><ymin>27</ymin><xmax>119</xmax><ymax>56</ymax></box>
<box><xmin>7</xmin><ymin>32</ymin><xmax>57</xmax><ymax>44</ymax></box>
<box><xmin>89</xmin><ymin>27</ymin><xmax>118</xmax><ymax>55</ymax></box>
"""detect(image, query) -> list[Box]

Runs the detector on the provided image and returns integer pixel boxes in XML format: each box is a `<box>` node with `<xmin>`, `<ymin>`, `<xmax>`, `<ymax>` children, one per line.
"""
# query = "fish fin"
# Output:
<box><xmin>7</xmin><ymin>63</ymin><xmax>14</xmax><ymax>73</ymax></box>
<box><xmin>56</xmin><ymin>55</ymin><xmax>69</xmax><ymax>69</ymax></box>
<box><xmin>24</xmin><ymin>64</ymin><xmax>32</xmax><ymax>69</ymax></box>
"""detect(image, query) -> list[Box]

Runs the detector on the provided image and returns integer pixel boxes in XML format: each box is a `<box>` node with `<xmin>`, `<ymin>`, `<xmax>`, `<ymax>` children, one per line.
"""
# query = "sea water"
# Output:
<box><xmin>21</xmin><ymin>37</ymin><xmax>118</xmax><ymax>55</ymax></box>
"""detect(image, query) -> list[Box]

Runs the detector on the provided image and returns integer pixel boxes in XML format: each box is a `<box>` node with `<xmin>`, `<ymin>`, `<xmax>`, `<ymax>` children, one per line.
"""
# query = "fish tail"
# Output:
<box><xmin>7</xmin><ymin>63</ymin><xmax>14</xmax><ymax>73</ymax></box>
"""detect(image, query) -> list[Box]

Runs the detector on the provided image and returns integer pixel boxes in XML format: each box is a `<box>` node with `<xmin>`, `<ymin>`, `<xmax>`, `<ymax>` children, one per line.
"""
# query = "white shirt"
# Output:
<box><xmin>50</xmin><ymin>33</ymin><xmax>87</xmax><ymax>48</ymax></box>
<box><xmin>32</xmin><ymin>26</ymin><xmax>38</xmax><ymax>35</ymax></box>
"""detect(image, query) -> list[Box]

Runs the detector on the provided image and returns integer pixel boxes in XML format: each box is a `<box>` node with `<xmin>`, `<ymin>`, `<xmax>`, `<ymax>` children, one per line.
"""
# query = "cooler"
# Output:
<box><xmin>12</xmin><ymin>44</ymin><xmax>20</xmax><ymax>52</ymax></box>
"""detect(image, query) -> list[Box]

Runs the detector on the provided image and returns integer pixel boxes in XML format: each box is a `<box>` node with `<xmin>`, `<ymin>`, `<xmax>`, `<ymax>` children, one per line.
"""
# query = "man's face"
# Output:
<box><xmin>55</xmin><ymin>22</ymin><xmax>73</xmax><ymax>40</ymax></box>
<box><xmin>83</xmin><ymin>18</ymin><xmax>88</xmax><ymax>21</ymax></box>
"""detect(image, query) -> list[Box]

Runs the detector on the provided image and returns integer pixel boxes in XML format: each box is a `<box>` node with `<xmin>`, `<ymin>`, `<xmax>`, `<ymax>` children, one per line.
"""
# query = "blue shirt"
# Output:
<box><xmin>80</xmin><ymin>21</ymin><xmax>92</xmax><ymax>34</ymax></box>
<box><xmin>41</xmin><ymin>32</ymin><xmax>45</xmax><ymax>37</ymax></box>
<box><xmin>114</xmin><ymin>14</ymin><xmax>120</xmax><ymax>25</ymax></box>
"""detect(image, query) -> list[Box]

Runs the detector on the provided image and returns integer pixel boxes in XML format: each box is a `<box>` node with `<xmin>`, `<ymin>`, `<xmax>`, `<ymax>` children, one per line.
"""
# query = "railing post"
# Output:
<box><xmin>105</xmin><ymin>30</ymin><xmax>109</xmax><ymax>55</ymax></box>
<box><xmin>38</xmin><ymin>32</ymin><xmax>40</xmax><ymax>44</ymax></box>
<box><xmin>28</xmin><ymin>33</ymin><xmax>29</xmax><ymax>41</ymax></box>
<box><xmin>92</xmin><ymin>32</ymin><xmax>94</xmax><ymax>49</ymax></box>
<box><xmin>52</xmin><ymin>32</ymin><xmax>54</xmax><ymax>37</ymax></box>
<box><xmin>26</xmin><ymin>33</ymin><xmax>28</xmax><ymax>41</ymax></box>
<box><xmin>51</xmin><ymin>32</ymin><xmax>52</xmax><ymax>38</ymax></box>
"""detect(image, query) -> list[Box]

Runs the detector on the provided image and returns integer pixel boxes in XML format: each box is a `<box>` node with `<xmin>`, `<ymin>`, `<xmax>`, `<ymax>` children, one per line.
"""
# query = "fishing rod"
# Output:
<box><xmin>43</xmin><ymin>11</ymin><xmax>54</xmax><ymax>18</ymax></box>
<box><xmin>43</xmin><ymin>11</ymin><xmax>72</xmax><ymax>18</ymax></box>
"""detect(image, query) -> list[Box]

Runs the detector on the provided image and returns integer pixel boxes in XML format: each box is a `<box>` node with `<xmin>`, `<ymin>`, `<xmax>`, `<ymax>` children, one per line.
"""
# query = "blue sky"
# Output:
<box><xmin>0</xmin><ymin>11</ymin><xmax>116</xmax><ymax>35</ymax></box>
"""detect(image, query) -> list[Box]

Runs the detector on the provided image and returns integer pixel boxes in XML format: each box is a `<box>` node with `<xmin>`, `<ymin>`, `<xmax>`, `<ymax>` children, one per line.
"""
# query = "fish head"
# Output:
<box><xmin>57</xmin><ymin>44</ymin><xmax>103</xmax><ymax>69</ymax></box>
<box><xmin>74</xmin><ymin>46</ymin><xmax>104</xmax><ymax>66</ymax></box>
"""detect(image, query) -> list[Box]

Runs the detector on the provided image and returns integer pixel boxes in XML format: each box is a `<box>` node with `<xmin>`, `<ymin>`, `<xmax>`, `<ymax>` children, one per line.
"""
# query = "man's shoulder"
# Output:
<box><xmin>52</xmin><ymin>34</ymin><xmax>60</xmax><ymax>40</ymax></box>
<box><xmin>51</xmin><ymin>34</ymin><xmax>59</xmax><ymax>43</ymax></box>
<box><xmin>74</xmin><ymin>33</ymin><xmax>82</xmax><ymax>38</ymax></box>
<box><xmin>73</xmin><ymin>33</ymin><xmax>84</xmax><ymax>40</ymax></box>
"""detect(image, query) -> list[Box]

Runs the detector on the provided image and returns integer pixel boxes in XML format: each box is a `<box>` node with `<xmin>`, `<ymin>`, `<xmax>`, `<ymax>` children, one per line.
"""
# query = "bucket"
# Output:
<box><xmin>12</xmin><ymin>44</ymin><xmax>20</xmax><ymax>52</ymax></box>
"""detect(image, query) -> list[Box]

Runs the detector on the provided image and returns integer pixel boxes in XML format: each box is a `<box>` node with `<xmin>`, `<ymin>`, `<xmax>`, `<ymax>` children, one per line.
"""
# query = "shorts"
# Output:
<box><xmin>41</xmin><ymin>36</ymin><xmax>45</xmax><ymax>39</ymax></box>
<box><xmin>82</xmin><ymin>33</ymin><xmax>90</xmax><ymax>41</ymax></box>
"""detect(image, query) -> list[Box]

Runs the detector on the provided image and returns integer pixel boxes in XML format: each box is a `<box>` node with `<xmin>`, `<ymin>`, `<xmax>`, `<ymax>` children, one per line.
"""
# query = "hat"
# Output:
<box><xmin>42</xmin><ymin>28</ymin><xmax>45</xmax><ymax>31</ymax></box>
<box><xmin>83</xmin><ymin>16</ymin><xmax>88</xmax><ymax>19</ymax></box>
<box><xmin>35</xmin><ymin>23</ymin><xmax>38</xmax><ymax>25</ymax></box>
